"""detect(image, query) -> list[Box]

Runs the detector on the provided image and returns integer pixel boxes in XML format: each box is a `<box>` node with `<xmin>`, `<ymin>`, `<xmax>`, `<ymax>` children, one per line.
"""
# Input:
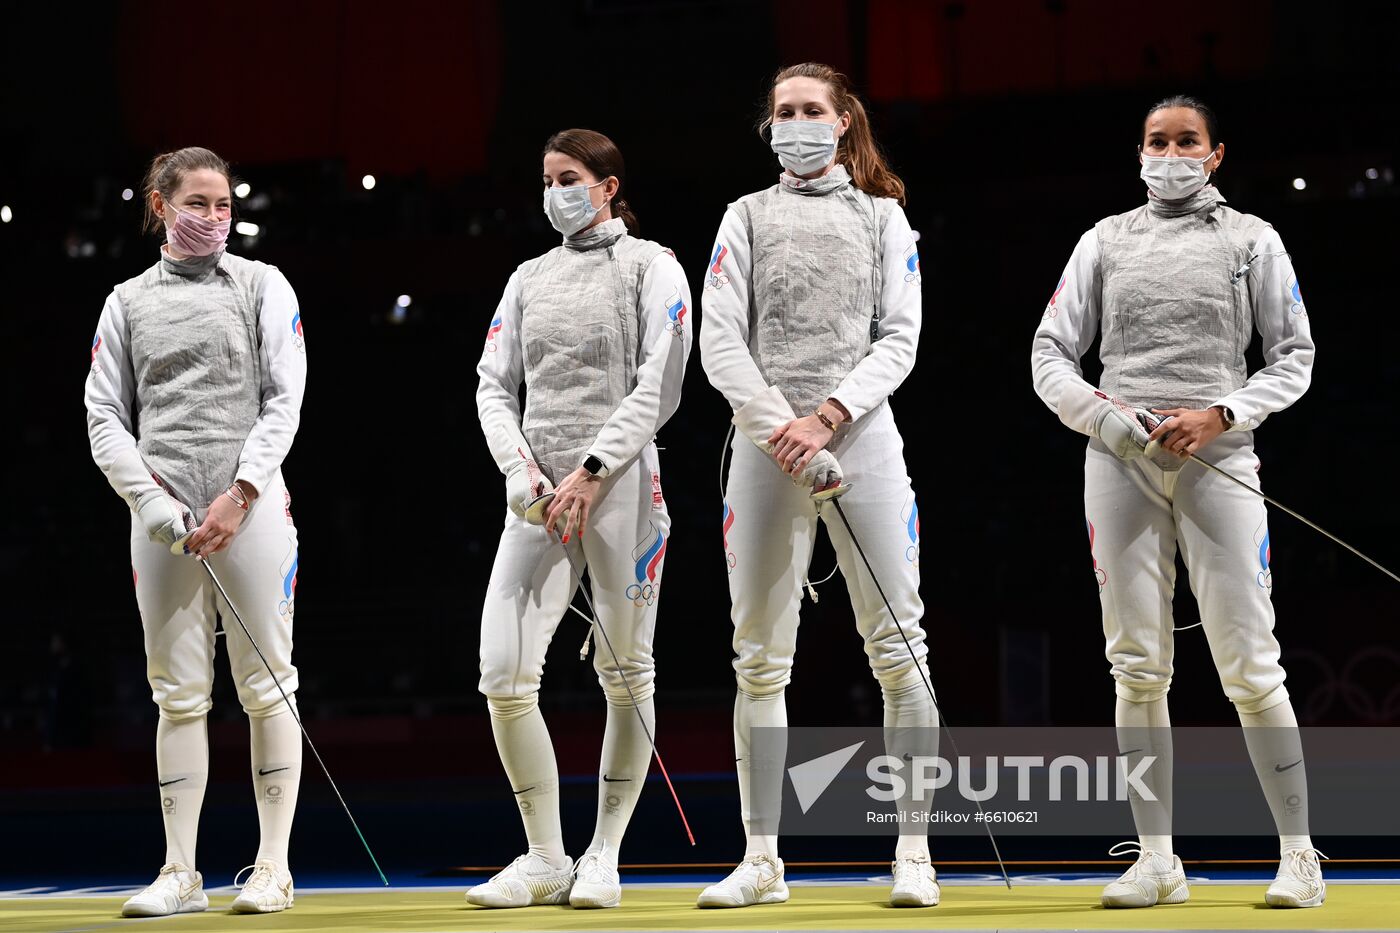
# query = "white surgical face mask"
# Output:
<box><xmin>543</xmin><ymin>180</ymin><xmax>607</xmax><ymax>236</ymax></box>
<box><xmin>1139</xmin><ymin>151</ymin><xmax>1215</xmax><ymax>200</ymax></box>
<box><xmin>770</xmin><ymin>120</ymin><xmax>839</xmax><ymax>175</ymax></box>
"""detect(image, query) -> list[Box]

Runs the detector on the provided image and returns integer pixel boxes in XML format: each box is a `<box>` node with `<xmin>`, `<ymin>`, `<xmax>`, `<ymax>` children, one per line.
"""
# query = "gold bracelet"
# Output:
<box><xmin>815</xmin><ymin>408</ymin><xmax>838</xmax><ymax>432</ymax></box>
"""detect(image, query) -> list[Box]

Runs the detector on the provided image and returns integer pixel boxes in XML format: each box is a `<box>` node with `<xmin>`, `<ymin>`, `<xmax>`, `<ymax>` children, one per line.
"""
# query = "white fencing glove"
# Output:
<box><xmin>135</xmin><ymin>491</ymin><xmax>196</xmax><ymax>554</ymax></box>
<box><xmin>800</xmin><ymin>448</ymin><xmax>844</xmax><ymax>492</ymax></box>
<box><xmin>1057</xmin><ymin>383</ymin><xmax>1151</xmax><ymax>462</ymax></box>
<box><xmin>505</xmin><ymin>452</ymin><xmax>553</xmax><ymax>519</ymax></box>
<box><xmin>734</xmin><ymin>385</ymin><xmax>845</xmax><ymax>490</ymax></box>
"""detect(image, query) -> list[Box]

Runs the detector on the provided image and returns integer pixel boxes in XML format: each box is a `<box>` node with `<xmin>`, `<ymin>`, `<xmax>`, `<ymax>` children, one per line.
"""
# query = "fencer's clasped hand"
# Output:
<box><xmin>506</xmin><ymin>454</ymin><xmax>554</xmax><ymax>519</ymax></box>
<box><xmin>1147</xmin><ymin>406</ymin><xmax>1229</xmax><ymax>459</ymax></box>
<box><xmin>186</xmin><ymin>484</ymin><xmax>254</xmax><ymax>559</ymax></box>
<box><xmin>769</xmin><ymin>415</ymin><xmax>835</xmax><ymax>476</ymax></box>
<box><xmin>135</xmin><ymin>492</ymin><xmax>196</xmax><ymax>551</ymax></box>
<box><xmin>1091</xmin><ymin>397</ymin><xmax>1152</xmax><ymax>462</ymax></box>
<box><xmin>545</xmin><ymin>466</ymin><xmax>600</xmax><ymax>543</ymax></box>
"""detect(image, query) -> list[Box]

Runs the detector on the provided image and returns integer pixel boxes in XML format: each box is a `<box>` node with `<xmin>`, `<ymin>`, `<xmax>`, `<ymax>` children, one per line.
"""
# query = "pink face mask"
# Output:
<box><xmin>166</xmin><ymin>207</ymin><xmax>230</xmax><ymax>257</ymax></box>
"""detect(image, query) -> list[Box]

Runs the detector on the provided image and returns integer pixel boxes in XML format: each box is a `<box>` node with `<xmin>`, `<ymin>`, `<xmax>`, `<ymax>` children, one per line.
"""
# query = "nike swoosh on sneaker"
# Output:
<box><xmin>1119</xmin><ymin>748</ymin><xmax>1144</xmax><ymax>756</ymax></box>
<box><xmin>1275</xmin><ymin>760</ymin><xmax>1303</xmax><ymax>772</ymax></box>
<box><xmin>258</xmin><ymin>767</ymin><xmax>290</xmax><ymax>776</ymax></box>
<box><xmin>602</xmin><ymin>775</ymin><xmax>631</xmax><ymax>782</ymax></box>
<box><xmin>513</xmin><ymin>786</ymin><xmax>536</xmax><ymax>795</ymax></box>
<box><xmin>159</xmin><ymin>778</ymin><xmax>186</xmax><ymax>787</ymax></box>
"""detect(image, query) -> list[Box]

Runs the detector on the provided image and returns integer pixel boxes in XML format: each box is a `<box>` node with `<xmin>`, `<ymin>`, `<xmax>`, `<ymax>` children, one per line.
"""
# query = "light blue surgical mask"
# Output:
<box><xmin>1139</xmin><ymin>151</ymin><xmax>1215</xmax><ymax>200</ymax></box>
<box><xmin>543</xmin><ymin>180</ymin><xmax>607</xmax><ymax>236</ymax></box>
<box><xmin>770</xmin><ymin>120</ymin><xmax>839</xmax><ymax>175</ymax></box>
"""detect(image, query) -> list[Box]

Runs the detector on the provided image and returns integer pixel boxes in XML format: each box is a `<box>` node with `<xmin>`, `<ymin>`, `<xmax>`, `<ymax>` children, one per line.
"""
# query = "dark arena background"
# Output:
<box><xmin>2</xmin><ymin>1</ymin><xmax>1397</xmax><ymax>931</ymax></box>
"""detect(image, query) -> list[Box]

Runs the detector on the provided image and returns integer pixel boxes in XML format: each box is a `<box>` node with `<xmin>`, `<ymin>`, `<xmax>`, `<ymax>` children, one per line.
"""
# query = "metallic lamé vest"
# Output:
<box><xmin>732</xmin><ymin>172</ymin><xmax>893</xmax><ymax>414</ymax></box>
<box><xmin>1097</xmin><ymin>188</ymin><xmax>1270</xmax><ymax>412</ymax></box>
<box><xmin>517</xmin><ymin>218</ymin><xmax>668</xmax><ymax>483</ymax></box>
<box><xmin>114</xmin><ymin>250</ymin><xmax>269</xmax><ymax>509</ymax></box>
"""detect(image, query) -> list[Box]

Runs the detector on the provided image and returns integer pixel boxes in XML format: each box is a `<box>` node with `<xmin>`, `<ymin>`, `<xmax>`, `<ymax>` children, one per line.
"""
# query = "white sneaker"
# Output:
<box><xmin>1266</xmin><ymin>848</ymin><xmax>1327</xmax><ymax>908</ymax></box>
<box><xmin>890</xmin><ymin>854</ymin><xmax>940</xmax><ymax>907</ymax></box>
<box><xmin>466</xmin><ymin>852</ymin><xmax>573</xmax><ymax>908</ymax></box>
<box><xmin>121</xmin><ymin>862</ymin><xmax>208</xmax><ymax>917</ymax></box>
<box><xmin>696</xmin><ymin>854</ymin><xmax>789</xmax><ymax>908</ymax></box>
<box><xmin>230</xmin><ymin>859</ymin><xmax>295</xmax><ymax>913</ymax></box>
<box><xmin>570</xmin><ymin>846</ymin><xmax>621</xmax><ymax>909</ymax></box>
<box><xmin>1101</xmin><ymin>843</ymin><xmax>1190</xmax><ymax>908</ymax></box>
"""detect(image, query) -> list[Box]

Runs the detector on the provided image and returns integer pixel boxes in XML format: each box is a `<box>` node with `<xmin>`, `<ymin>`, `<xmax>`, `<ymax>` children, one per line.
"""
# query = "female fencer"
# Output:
<box><xmin>698</xmin><ymin>63</ymin><xmax>938</xmax><ymax>909</ymax></box>
<box><xmin>1031</xmin><ymin>96</ymin><xmax>1323</xmax><ymax>909</ymax></box>
<box><xmin>471</xmin><ymin>128</ymin><xmax>692</xmax><ymax>910</ymax></box>
<box><xmin>85</xmin><ymin>147</ymin><xmax>307</xmax><ymax>916</ymax></box>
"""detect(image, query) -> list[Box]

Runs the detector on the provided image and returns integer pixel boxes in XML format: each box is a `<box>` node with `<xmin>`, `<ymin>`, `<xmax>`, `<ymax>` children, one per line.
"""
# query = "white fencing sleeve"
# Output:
<box><xmin>235</xmin><ymin>269</ymin><xmax>308</xmax><ymax>496</ymax></box>
<box><xmin>584</xmin><ymin>250</ymin><xmax>693</xmax><ymax>476</ymax></box>
<box><xmin>1210</xmin><ymin>228</ymin><xmax>1315</xmax><ymax>431</ymax></box>
<box><xmin>699</xmin><ymin>208</ymin><xmax>770</xmax><ymax>413</ymax></box>
<box><xmin>85</xmin><ymin>291</ymin><xmax>162</xmax><ymax>509</ymax></box>
<box><xmin>829</xmin><ymin>203</ymin><xmax>922</xmax><ymax>423</ymax></box>
<box><xmin>1030</xmin><ymin>229</ymin><xmax>1107</xmax><ymax>436</ymax></box>
<box><xmin>476</xmin><ymin>271</ymin><xmax>535</xmax><ymax>475</ymax></box>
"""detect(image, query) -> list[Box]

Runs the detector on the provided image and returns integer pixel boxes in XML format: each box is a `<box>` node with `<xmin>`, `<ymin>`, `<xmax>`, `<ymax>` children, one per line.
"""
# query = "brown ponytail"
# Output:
<box><xmin>542</xmin><ymin>129</ymin><xmax>639</xmax><ymax>234</ymax></box>
<box><xmin>759</xmin><ymin>63</ymin><xmax>906</xmax><ymax>206</ymax></box>
<box><xmin>141</xmin><ymin>146</ymin><xmax>236</xmax><ymax>234</ymax></box>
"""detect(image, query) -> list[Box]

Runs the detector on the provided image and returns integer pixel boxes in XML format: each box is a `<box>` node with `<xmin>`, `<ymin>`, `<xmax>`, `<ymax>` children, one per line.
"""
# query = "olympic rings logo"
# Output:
<box><xmin>665</xmin><ymin>320</ymin><xmax>686</xmax><ymax>338</ymax></box>
<box><xmin>625</xmin><ymin>583</ymin><xmax>659</xmax><ymax>607</ymax></box>
<box><xmin>905</xmin><ymin>544</ymin><xmax>920</xmax><ymax>567</ymax></box>
<box><xmin>726</xmin><ymin>552</ymin><xmax>737</xmax><ymax>574</ymax></box>
<box><xmin>279</xmin><ymin>598</ymin><xmax>295</xmax><ymax>625</ymax></box>
<box><xmin>904</xmin><ymin>271</ymin><xmax>922</xmax><ymax>285</ymax></box>
<box><xmin>1288</xmin><ymin>646</ymin><xmax>1400</xmax><ymax>723</ymax></box>
<box><xmin>1094</xmin><ymin>567</ymin><xmax>1107</xmax><ymax>592</ymax></box>
<box><xmin>1256</xmin><ymin>569</ymin><xmax>1273</xmax><ymax>593</ymax></box>
<box><xmin>1287</xmin><ymin>278</ymin><xmax>1307</xmax><ymax>316</ymax></box>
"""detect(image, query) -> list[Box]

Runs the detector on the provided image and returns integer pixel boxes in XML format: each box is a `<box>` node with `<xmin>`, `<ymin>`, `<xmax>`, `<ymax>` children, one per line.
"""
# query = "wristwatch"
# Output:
<box><xmin>582</xmin><ymin>455</ymin><xmax>605</xmax><ymax>477</ymax></box>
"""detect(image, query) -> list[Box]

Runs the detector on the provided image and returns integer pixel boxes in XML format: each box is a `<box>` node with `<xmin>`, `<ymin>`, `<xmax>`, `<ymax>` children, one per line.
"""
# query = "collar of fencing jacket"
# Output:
<box><xmin>779</xmin><ymin>162</ymin><xmax>852</xmax><ymax>196</ymax></box>
<box><xmin>1146</xmin><ymin>183</ymin><xmax>1225</xmax><ymax>218</ymax></box>
<box><xmin>160</xmin><ymin>247</ymin><xmax>224</xmax><ymax>277</ymax></box>
<box><xmin>564</xmin><ymin>216</ymin><xmax>627</xmax><ymax>252</ymax></box>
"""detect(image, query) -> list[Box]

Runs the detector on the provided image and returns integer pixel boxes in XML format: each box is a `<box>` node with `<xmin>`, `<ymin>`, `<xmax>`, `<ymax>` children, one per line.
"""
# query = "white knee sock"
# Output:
<box><xmin>250</xmin><ymin>702</ymin><xmax>303</xmax><ymax>869</ymax></box>
<box><xmin>735</xmin><ymin>686</ymin><xmax>786</xmax><ymax>860</ymax></box>
<box><xmin>586</xmin><ymin>694</ymin><xmax>655</xmax><ymax>866</ymax></box>
<box><xmin>487</xmin><ymin>693</ymin><xmax>569</xmax><ymax>868</ymax></box>
<box><xmin>1115</xmin><ymin>695</ymin><xmax>1173</xmax><ymax>857</ymax></box>
<box><xmin>1237</xmin><ymin>699</ymin><xmax>1312</xmax><ymax>855</ymax></box>
<box><xmin>157</xmin><ymin>715</ymin><xmax>209</xmax><ymax>870</ymax></box>
<box><xmin>880</xmin><ymin>665</ymin><xmax>938</xmax><ymax>860</ymax></box>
